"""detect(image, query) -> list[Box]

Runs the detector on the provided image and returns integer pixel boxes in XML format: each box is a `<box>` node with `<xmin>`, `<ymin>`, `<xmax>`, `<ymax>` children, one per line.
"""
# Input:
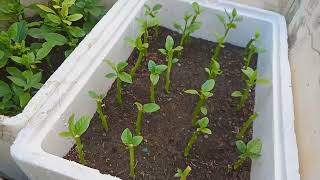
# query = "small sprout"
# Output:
<box><xmin>236</xmin><ymin>113</ymin><xmax>258</xmax><ymax>140</ymax></box>
<box><xmin>234</xmin><ymin>138</ymin><xmax>262</xmax><ymax>170</ymax></box>
<box><xmin>125</xmin><ymin>36</ymin><xmax>149</xmax><ymax>78</ymax></box>
<box><xmin>88</xmin><ymin>91</ymin><xmax>109</xmax><ymax>131</ymax></box>
<box><xmin>59</xmin><ymin>114</ymin><xmax>91</xmax><ymax>165</ymax></box>
<box><xmin>242</xmin><ymin>31</ymin><xmax>262</xmax><ymax>69</ymax></box>
<box><xmin>173</xmin><ymin>2</ymin><xmax>203</xmax><ymax>47</ymax></box>
<box><xmin>174</xmin><ymin>166</ymin><xmax>191</xmax><ymax>180</ymax></box>
<box><xmin>137</xmin><ymin>16</ymin><xmax>158</xmax><ymax>44</ymax></box>
<box><xmin>184</xmin><ymin>117</ymin><xmax>212</xmax><ymax>157</ymax></box>
<box><xmin>159</xmin><ymin>35</ymin><xmax>183</xmax><ymax>93</ymax></box>
<box><xmin>185</xmin><ymin>79</ymin><xmax>215</xmax><ymax>126</ymax></box>
<box><xmin>144</xmin><ymin>3</ymin><xmax>162</xmax><ymax>36</ymax></box>
<box><xmin>134</xmin><ymin>102</ymin><xmax>160</xmax><ymax>136</ymax></box>
<box><xmin>148</xmin><ymin>60</ymin><xmax>167</xmax><ymax>102</ymax></box>
<box><xmin>105</xmin><ymin>60</ymin><xmax>132</xmax><ymax>104</ymax></box>
<box><xmin>231</xmin><ymin>67</ymin><xmax>270</xmax><ymax>110</ymax></box>
<box><xmin>121</xmin><ymin>128</ymin><xmax>143</xmax><ymax>178</ymax></box>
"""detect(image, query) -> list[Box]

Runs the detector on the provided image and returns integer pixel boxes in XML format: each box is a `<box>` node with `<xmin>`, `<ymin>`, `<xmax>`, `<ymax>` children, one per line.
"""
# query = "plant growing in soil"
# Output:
<box><xmin>159</xmin><ymin>35</ymin><xmax>183</xmax><ymax>93</ymax></box>
<box><xmin>105</xmin><ymin>60</ymin><xmax>132</xmax><ymax>104</ymax></box>
<box><xmin>125</xmin><ymin>36</ymin><xmax>149</xmax><ymax>77</ymax></box>
<box><xmin>174</xmin><ymin>166</ymin><xmax>191</xmax><ymax>180</ymax></box>
<box><xmin>144</xmin><ymin>3</ymin><xmax>162</xmax><ymax>36</ymax></box>
<box><xmin>231</xmin><ymin>67</ymin><xmax>270</xmax><ymax>110</ymax></box>
<box><xmin>59</xmin><ymin>114</ymin><xmax>92</xmax><ymax>165</ymax></box>
<box><xmin>137</xmin><ymin>15</ymin><xmax>158</xmax><ymax>44</ymax></box>
<box><xmin>184</xmin><ymin>117</ymin><xmax>212</xmax><ymax>157</ymax></box>
<box><xmin>185</xmin><ymin>79</ymin><xmax>215</xmax><ymax>126</ymax></box>
<box><xmin>148</xmin><ymin>60</ymin><xmax>167</xmax><ymax>102</ymax></box>
<box><xmin>134</xmin><ymin>102</ymin><xmax>160</xmax><ymax>136</ymax></box>
<box><xmin>121</xmin><ymin>128</ymin><xmax>143</xmax><ymax>178</ymax></box>
<box><xmin>0</xmin><ymin>0</ymin><xmax>24</xmax><ymax>30</ymax></box>
<box><xmin>88</xmin><ymin>91</ymin><xmax>109</xmax><ymax>131</ymax></box>
<box><xmin>236</xmin><ymin>113</ymin><xmax>258</xmax><ymax>140</ymax></box>
<box><xmin>242</xmin><ymin>31</ymin><xmax>262</xmax><ymax>69</ymax></box>
<box><xmin>234</xmin><ymin>138</ymin><xmax>262</xmax><ymax>170</ymax></box>
<box><xmin>173</xmin><ymin>2</ymin><xmax>203</xmax><ymax>47</ymax></box>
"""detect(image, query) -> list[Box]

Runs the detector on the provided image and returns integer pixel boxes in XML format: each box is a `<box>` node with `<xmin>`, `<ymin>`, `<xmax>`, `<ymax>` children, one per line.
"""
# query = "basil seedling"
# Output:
<box><xmin>125</xmin><ymin>36</ymin><xmax>149</xmax><ymax>78</ymax></box>
<box><xmin>137</xmin><ymin>16</ymin><xmax>158</xmax><ymax>44</ymax></box>
<box><xmin>144</xmin><ymin>3</ymin><xmax>162</xmax><ymax>36</ymax></box>
<box><xmin>185</xmin><ymin>79</ymin><xmax>215</xmax><ymax>126</ymax></box>
<box><xmin>59</xmin><ymin>114</ymin><xmax>92</xmax><ymax>165</ymax></box>
<box><xmin>134</xmin><ymin>102</ymin><xmax>160</xmax><ymax>136</ymax></box>
<box><xmin>148</xmin><ymin>60</ymin><xmax>167</xmax><ymax>102</ymax></box>
<box><xmin>236</xmin><ymin>113</ymin><xmax>258</xmax><ymax>140</ymax></box>
<box><xmin>159</xmin><ymin>35</ymin><xmax>183</xmax><ymax>93</ymax></box>
<box><xmin>121</xmin><ymin>128</ymin><xmax>143</xmax><ymax>178</ymax></box>
<box><xmin>88</xmin><ymin>91</ymin><xmax>109</xmax><ymax>131</ymax></box>
<box><xmin>234</xmin><ymin>138</ymin><xmax>262</xmax><ymax>170</ymax></box>
<box><xmin>174</xmin><ymin>166</ymin><xmax>191</xmax><ymax>180</ymax></box>
<box><xmin>184</xmin><ymin>117</ymin><xmax>212</xmax><ymax>157</ymax></box>
<box><xmin>105</xmin><ymin>60</ymin><xmax>132</xmax><ymax>104</ymax></box>
<box><xmin>242</xmin><ymin>31</ymin><xmax>262</xmax><ymax>69</ymax></box>
<box><xmin>173</xmin><ymin>2</ymin><xmax>203</xmax><ymax>47</ymax></box>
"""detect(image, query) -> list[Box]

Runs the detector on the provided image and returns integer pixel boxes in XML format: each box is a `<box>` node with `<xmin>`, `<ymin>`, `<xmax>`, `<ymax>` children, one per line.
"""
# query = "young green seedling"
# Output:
<box><xmin>137</xmin><ymin>16</ymin><xmax>158</xmax><ymax>44</ymax></box>
<box><xmin>121</xmin><ymin>128</ymin><xmax>143</xmax><ymax>178</ymax></box>
<box><xmin>242</xmin><ymin>31</ymin><xmax>262</xmax><ymax>69</ymax></box>
<box><xmin>125</xmin><ymin>36</ymin><xmax>149</xmax><ymax>77</ymax></box>
<box><xmin>105</xmin><ymin>61</ymin><xmax>132</xmax><ymax>104</ymax></box>
<box><xmin>174</xmin><ymin>166</ymin><xmax>191</xmax><ymax>180</ymax></box>
<box><xmin>88</xmin><ymin>91</ymin><xmax>109</xmax><ymax>131</ymax></box>
<box><xmin>173</xmin><ymin>2</ymin><xmax>203</xmax><ymax>47</ymax></box>
<box><xmin>185</xmin><ymin>79</ymin><xmax>215</xmax><ymax>126</ymax></box>
<box><xmin>159</xmin><ymin>35</ymin><xmax>183</xmax><ymax>93</ymax></box>
<box><xmin>234</xmin><ymin>138</ymin><xmax>262</xmax><ymax>170</ymax></box>
<box><xmin>144</xmin><ymin>3</ymin><xmax>162</xmax><ymax>36</ymax></box>
<box><xmin>236</xmin><ymin>113</ymin><xmax>258</xmax><ymax>140</ymax></box>
<box><xmin>59</xmin><ymin>114</ymin><xmax>92</xmax><ymax>165</ymax></box>
<box><xmin>134</xmin><ymin>102</ymin><xmax>160</xmax><ymax>136</ymax></box>
<box><xmin>148</xmin><ymin>60</ymin><xmax>167</xmax><ymax>102</ymax></box>
<box><xmin>231</xmin><ymin>67</ymin><xmax>270</xmax><ymax>110</ymax></box>
<box><xmin>184</xmin><ymin>117</ymin><xmax>212</xmax><ymax>157</ymax></box>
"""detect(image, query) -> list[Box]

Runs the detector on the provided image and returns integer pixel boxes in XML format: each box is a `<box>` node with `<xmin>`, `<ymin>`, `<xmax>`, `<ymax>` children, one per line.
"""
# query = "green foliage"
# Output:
<box><xmin>234</xmin><ymin>138</ymin><xmax>262</xmax><ymax>170</ymax></box>
<box><xmin>134</xmin><ymin>102</ymin><xmax>160</xmax><ymax>136</ymax></box>
<box><xmin>59</xmin><ymin>114</ymin><xmax>92</xmax><ymax>165</ymax></box>
<box><xmin>148</xmin><ymin>60</ymin><xmax>167</xmax><ymax>102</ymax></box>
<box><xmin>88</xmin><ymin>90</ymin><xmax>109</xmax><ymax>131</ymax></box>
<box><xmin>0</xmin><ymin>0</ymin><xmax>24</xmax><ymax>31</ymax></box>
<box><xmin>242</xmin><ymin>31</ymin><xmax>263</xmax><ymax>69</ymax></box>
<box><xmin>174</xmin><ymin>166</ymin><xmax>191</xmax><ymax>180</ymax></box>
<box><xmin>137</xmin><ymin>15</ymin><xmax>158</xmax><ymax>44</ymax></box>
<box><xmin>173</xmin><ymin>2</ymin><xmax>203</xmax><ymax>47</ymax></box>
<box><xmin>144</xmin><ymin>3</ymin><xmax>162</xmax><ymax>36</ymax></box>
<box><xmin>236</xmin><ymin>113</ymin><xmax>258</xmax><ymax>140</ymax></box>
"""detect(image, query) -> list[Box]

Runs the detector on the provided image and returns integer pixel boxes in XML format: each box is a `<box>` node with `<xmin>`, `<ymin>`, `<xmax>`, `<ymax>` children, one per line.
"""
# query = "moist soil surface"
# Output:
<box><xmin>65</xmin><ymin>26</ymin><xmax>257</xmax><ymax>180</ymax></box>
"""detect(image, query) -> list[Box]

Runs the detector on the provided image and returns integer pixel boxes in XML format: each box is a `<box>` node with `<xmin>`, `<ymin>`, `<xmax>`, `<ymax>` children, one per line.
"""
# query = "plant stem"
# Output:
<box><xmin>135</xmin><ymin>110</ymin><xmax>143</xmax><ymax>136</ymax></box>
<box><xmin>184</xmin><ymin>131</ymin><xmax>199</xmax><ymax>157</ymax></box>
<box><xmin>128</xmin><ymin>145</ymin><xmax>135</xmax><ymax>178</ymax></box>
<box><xmin>130</xmin><ymin>51</ymin><xmax>144</xmax><ymax>78</ymax></box>
<box><xmin>234</xmin><ymin>157</ymin><xmax>246</xmax><ymax>170</ymax></box>
<box><xmin>75</xmin><ymin>137</ymin><xmax>86</xmax><ymax>165</ymax></box>
<box><xmin>191</xmin><ymin>97</ymin><xmax>205</xmax><ymax>126</ymax></box>
<box><xmin>237</xmin><ymin>86</ymin><xmax>249</xmax><ymax>111</ymax></box>
<box><xmin>236</xmin><ymin>114</ymin><xmax>257</xmax><ymax>140</ymax></box>
<box><xmin>116</xmin><ymin>78</ymin><xmax>122</xmax><ymax>104</ymax></box>
<box><xmin>180</xmin><ymin>167</ymin><xmax>191</xmax><ymax>180</ymax></box>
<box><xmin>150</xmin><ymin>82</ymin><xmax>155</xmax><ymax>103</ymax></box>
<box><xmin>165</xmin><ymin>52</ymin><xmax>173</xmax><ymax>93</ymax></box>
<box><xmin>97</xmin><ymin>101</ymin><xmax>109</xmax><ymax>131</ymax></box>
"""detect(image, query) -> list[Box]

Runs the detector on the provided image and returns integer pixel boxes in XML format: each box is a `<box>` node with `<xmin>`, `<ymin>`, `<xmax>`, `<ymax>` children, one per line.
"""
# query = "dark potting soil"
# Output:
<box><xmin>64</xmin><ymin>26</ymin><xmax>257</xmax><ymax>180</ymax></box>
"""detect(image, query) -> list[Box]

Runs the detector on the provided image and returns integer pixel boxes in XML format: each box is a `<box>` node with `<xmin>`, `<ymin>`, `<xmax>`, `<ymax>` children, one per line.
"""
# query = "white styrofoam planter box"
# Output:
<box><xmin>0</xmin><ymin>0</ymin><xmax>120</xmax><ymax>179</ymax></box>
<box><xmin>10</xmin><ymin>0</ymin><xmax>300</xmax><ymax>179</ymax></box>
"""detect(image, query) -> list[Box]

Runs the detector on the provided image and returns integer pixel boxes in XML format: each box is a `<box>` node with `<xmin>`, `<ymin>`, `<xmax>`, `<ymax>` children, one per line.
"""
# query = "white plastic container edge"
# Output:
<box><xmin>10</xmin><ymin>0</ymin><xmax>300</xmax><ymax>180</ymax></box>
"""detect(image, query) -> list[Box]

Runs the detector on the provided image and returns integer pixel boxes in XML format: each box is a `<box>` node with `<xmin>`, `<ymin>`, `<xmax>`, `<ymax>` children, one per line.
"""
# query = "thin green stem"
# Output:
<box><xmin>184</xmin><ymin>131</ymin><xmax>199</xmax><ymax>157</ymax></box>
<box><xmin>236</xmin><ymin>114</ymin><xmax>257</xmax><ymax>140</ymax></box>
<box><xmin>75</xmin><ymin>137</ymin><xmax>86</xmax><ymax>165</ymax></box>
<box><xmin>97</xmin><ymin>101</ymin><xmax>109</xmax><ymax>131</ymax></box>
<box><xmin>130</xmin><ymin>51</ymin><xmax>144</xmax><ymax>78</ymax></box>
<box><xmin>191</xmin><ymin>97</ymin><xmax>205</xmax><ymax>126</ymax></box>
<box><xmin>135</xmin><ymin>110</ymin><xmax>143</xmax><ymax>136</ymax></box>
<box><xmin>116</xmin><ymin>78</ymin><xmax>122</xmax><ymax>104</ymax></box>
<box><xmin>165</xmin><ymin>52</ymin><xmax>173</xmax><ymax>93</ymax></box>
<box><xmin>237</xmin><ymin>86</ymin><xmax>249</xmax><ymax>111</ymax></box>
<box><xmin>128</xmin><ymin>145</ymin><xmax>135</xmax><ymax>178</ymax></box>
<box><xmin>150</xmin><ymin>82</ymin><xmax>155</xmax><ymax>103</ymax></box>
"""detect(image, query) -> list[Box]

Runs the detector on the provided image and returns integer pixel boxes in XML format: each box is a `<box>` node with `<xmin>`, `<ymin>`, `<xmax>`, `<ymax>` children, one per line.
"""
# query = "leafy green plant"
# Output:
<box><xmin>59</xmin><ymin>114</ymin><xmax>92</xmax><ymax>165</ymax></box>
<box><xmin>159</xmin><ymin>35</ymin><xmax>183</xmax><ymax>93</ymax></box>
<box><xmin>125</xmin><ymin>36</ymin><xmax>149</xmax><ymax>77</ymax></box>
<box><xmin>184</xmin><ymin>117</ymin><xmax>212</xmax><ymax>157</ymax></box>
<box><xmin>0</xmin><ymin>0</ymin><xmax>24</xmax><ymax>31</ymax></box>
<box><xmin>234</xmin><ymin>138</ymin><xmax>262</xmax><ymax>170</ymax></box>
<box><xmin>88</xmin><ymin>91</ymin><xmax>109</xmax><ymax>131</ymax></box>
<box><xmin>236</xmin><ymin>113</ymin><xmax>258</xmax><ymax>140</ymax></box>
<box><xmin>134</xmin><ymin>102</ymin><xmax>160</xmax><ymax>136</ymax></box>
<box><xmin>174</xmin><ymin>166</ymin><xmax>191</xmax><ymax>180</ymax></box>
<box><xmin>173</xmin><ymin>2</ymin><xmax>203</xmax><ymax>47</ymax></box>
<box><xmin>105</xmin><ymin>60</ymin><xmax>132</xmax><ymax>104</ymax></box>
<box><xmin>242</xmin><ymin>31</ymin><xmax>261</xmax><ymax>69</ymax></box>
<box><xmin>121</xmin><ymin>128</ymin><xmax>143</xmax><ymax>178</ymax></box>
<box><xmin>137</xmin><ymin>16</ymin><xmax>158</xmax><ymax>44</ymax></box>
<box><xmin>148</xmin><ymin>60</ymin><xmax>167</xmax><ymax>102</ymax></box>
<box><xmin>231</xmin><ymin>67</ymin><xmax>270</xmax><ymax>110</ymax></box>
<box><xmin>0</xmin><ymin>80</ymin><xmax>19</xmax><ymax>115</ymax></box>
<box><xmin>144</xmin><ymin>3</ymin><xmax>162</xmax><ymax>36</ymax></box>
<box><xmin>185</xmin><ymin>79</ymin><xmax>215</xmax><ymax>126</ymax></box>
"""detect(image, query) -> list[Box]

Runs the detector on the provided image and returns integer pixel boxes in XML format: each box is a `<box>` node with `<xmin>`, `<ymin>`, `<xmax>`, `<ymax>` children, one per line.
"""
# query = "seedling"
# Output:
<box><xmin>121</xmin><ymin>128</ymin><xmax>143</xmax><ymax>178</ymax></box>
<box><xmin>173</xmin><ymin>2</ymin><xmax>203</xmax><ymax>47</ymax></box>
<box><xmin>231</xmin><ymin>67</ymin><xmax>270</xmax><ymax>110</ymax></box>
<box><xmin>174</xmin><ymin>166</ymin><xmax>191</xmax><ymax>180</ymax></box>
<box><xmin>159</xmin><ymin>35</ymin><xmax>183</xmax><ymax>93</ymax></box>
<box><xmin>234</xmin><ymin>138</ymin><xmax>262</xmax><ymax>170</ymax></box>
<box><xmin>144</xmin><ymin>3</ymin><xmax>162</xmax><ymax>36</ymax></box>
<box><xmin>105</xmin><ymin>60</ymin><xmax>132</xmax><ymax>104</ymax></box>
<box><xmin>148</xmin><ymin>60</ymin><xmax>167</xmax><ymax>102</ymax></box>
<box><xmin>236</xmin><ymin>113</ymin><xmax>258</xmax><ymax>140</ymax></box>
<box><xmin>59</xmin><ymin>114</ymin><xmax>92</xmax><ymax>165</ymax></box>
<box><xmin>125</xmin><ymin>36</ymin><xmax>149</xmax><ymax>77</ymax></box>
<box><xmin>88</xmin><ymin>91</ymin><xmax>109</xmax><ymax>131</ymax></box>
<box><xmin>137</xmin><ymin>16</ymin><xmax>158</xmax><ymax>44</ymax></box>
<box><xmin>184</xmin><ymin>117</ymin><xmax>212</xmax><ymax>157</ymax></box>
<box><xmin>242</xmin><ymin>31</ymin><xmax>262</xmax><ymax>69</ymax></box>
<box><xmin>185</xmin><ymin>79</ymin><xmax>215</xmax><ymax>126</ymax></box>
<box><xmin>134</xmin><ymin>102</ymin><xmax>160</xmax><ymax>136</ymax></box>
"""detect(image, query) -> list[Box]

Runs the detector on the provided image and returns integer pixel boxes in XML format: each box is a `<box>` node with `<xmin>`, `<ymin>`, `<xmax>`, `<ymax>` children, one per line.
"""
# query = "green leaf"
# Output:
<box><xmin>186</xmin><ymin>21</ymin><xmax>202</xmax><ymax>34</ymax></box>
<box><xmin>216</xmin><ymin>14</ymin><xmax>225</xmax><ymax>24</ymax></box>
<box><xmin>232</xmin><ymin>8</ymin><xmax>237</xmax><ymax>17</ymax></box>
<box><xmin>19</xmin><ymin>92</ymin><xmax>31</xmax><ymax>108</ymax></box>
<box><xmin>155</xmin><ymin>65</ymin><xmax>167</xmax><ymax>74</ymax></box>
<box><xmin>134</xmin><ymin>102</ymin><xmax>143</xmax><ymax>111</ymax></box>
<box><xmin>88</xmin><ymin>91</ymin><xmax>98</xmax><ymax>99</ymax></box>
<box><xmin>158</xmin><ymin>48</ymin><xmax>167</xmax><ymax>55</ymax></box>
<box><xmin>47</xmin><ymin>14</ymin><xmax>61</xmax><ymax>24</ymax></box>
<box><xmin>36</xmin><ymin>42</ymin><xmax>54</xmax><ymax>60</ymax></box>
<box><xmin>59</xmin><ymin>131</ymin><xmax>72</xmax><ymax>137</ymax></box>
<box><xmin>200</xmin><ymin>128</ymin><xmax>212</xmax><ymax>134</ymax></box>
<box><xmin>105</xmin><ymin>73</ymin><xmax>117</xmax><ymax>79</ymax></box>
<box><xmin>165</xmin><ymin>35</ymin><xmax>174</xmax><ymax>50</ymax></box>
<box><xmin>31</xmin><ymin>72</ymin><xmax>42</xmax><ymax>88</ymax></box>
<box><xmin>227</xmin><ymin>23</ymin><xmax>237</xmax><ymax>29</ymax></box>
<box><xmin>0</xmin><ymin>51</ymin><xmax>8</xmax><ymax>68</ymax></box>
<box><xmin>148</xmin><ymin>60</ymin><xmax>156</xmax><ymax>72</ymax></box>
<box><xmin>67</xmin><ymin>14</ymin><xmax>83</xmax><ymax>21</ymax></box>
<box><xmin>242</xmin><ymin>67</ymin><xmax>255</xmax><ymax>79</ymax></box>
<box><xmin>37</xmin><ymin>4</ymin><xmax>56</xmax><ymax>14</ymax></box>
<box><xmin>67</xmin><ymin>26</ymin><xmax>85</xmax><ymax>37</ymax></box>
<box><xmin>256</xmin><ymin>79</ymin><xmax>271</xmax><ymax>85</ymax></box>
<box><xmin>153</xmin><ymin>4</ymin><xmax>162</xmax><ymax>11</ymax></box>
<box><xmin>118</xmin><ymin>72</ymin><xmax>132</xmax><ymax>84</ymax></box>
<box><xmin>0</xmin><ymin>80</ymin><xmax>11</xmax><ymax>97</ymax></box>
<box><xmin>192</xmin><ymin>2</ymin><xmax>201</xmax><ymax>13</ymax></box>
<box><xmin>174</xmin><ymin>46</ymin><xmax>183</xmax><ymax>51</ymax></box>
<box><xmin>247</xmin><ymin>138</ymin><xmax>262</xmax><ymax>155</ymax></box>
<box><xmin>74</xmin><ymin>116</ymin><xmax>91</xmax><ymax>136</ymax></box>
<box><xmin>116</xmin><ymin>62</ymin><xmax>128</xmax><ymax>71</ymax></box>
<box><xmin>6</xmin><ymin>67</ymin><xmax>23</xmax><ymax>78</ymax></box>
<box><xmin>201</xmin><ymin>79</ymin><xmax>215</xmax><ymax>92</ymax></box>
<box><xmin>231</xmin><ymin>91</ymin><xmax>242</xmax><ymax>97</ymax></box>
<box><xmin>124</xmin><ymin>37</ymin><xmax>136</xmax><ymax>48</ymax></box>
<box><xmin>61</xmin><ymin>4</ymin><xmax>69</xmax><ymax>18</ymax></box>
<box><xmin>184</xmin><ymin>89</ymin><xmax>199</xmax><ymax>95</ymax></box>
<box><xmin>132</xmin><ymin>136</ymin><xmax>143</xmax><ymax>146</ymax></box>
<box><xmin>121</xmin><ymin>128</ymin><xmax>133</xmax><ymax>145</ymax></box>
<box><xmin>200</xmin><ymin>106</ymin><xmax>207</xmax><ymax>115</ymax></box>
<box><xmin>150</xmin><ymin>74</ymin><xmax>159</xmax><ymax>85</ymax></box>
<box><xmin>7</xmin><ymin>76</ymin><xmax>26</xmax><ymax>87</ymax></box>
<box><xmin>62</xmin><ymin>20</ymin><xmax>72</xmax><ymax>26</ymax></box>
<box><xmin>26</xmin><ymin>21</ymin><xmax>43</xmax><ymax>28</ymax></box>
<box><xmin>236</xmin><ymin>140</ymin><xmax>246</xmax><ymax>154</ymax></box>
<box><xmin>105</xmin><ymin>60</ymin><xmax>116</xmax><ymax>71</ymax></box>
<box><xmin>68</xmin><ymin>114</ymin><xmax>76</xmax><ymax>134</ymax></box>
<box><xmin>197</xmin><ymin>117</ymin><xmax>209</xmax><ymax>128</ymax></box>
<box><xmin>8</xmin><ymin>21</ymin><xmax>28</xmax><ymax>42</ymax></box>
<box><xmin>143</xmin><ymin>103</ymin><xmax>160</xmax><ymax>113</ymax></box>
<box><xmin>173</xmin><ymin>22</ymin><xmax>183</xmax><ymax>32</ymax></box>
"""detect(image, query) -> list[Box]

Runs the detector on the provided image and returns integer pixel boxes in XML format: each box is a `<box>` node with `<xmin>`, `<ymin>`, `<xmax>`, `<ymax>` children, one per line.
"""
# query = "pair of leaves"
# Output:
<box><xmin>125</xmin><ymin>36</ymin><xmax>149</xmax><ymax>51</ymax></box>
<box><xmin>59</xmin><ymin>114</ymin><xmax>92</xmax><ymax>138</ymax></box>
<box><xmin>121</xmin><ymin>128</ymin><xmax>143</xmax><ymax>146</ymax></box>
<box><xmin>196</xmin><ymin>117</ymin><xmax>212</xmax><ymax>134</ymax></box>
<box><xmin>144</xmin><ymin>4</ymin><xmax>162</xmax><ymax>17</ymax></box>
<box><xmin>159</xmin><ymin>36</ymin><xmax>183</xmax><ymax>55</ymax></box>
<box><xmin>236</xmin><ymin>138</ymin><xmax>262</xmax><ymax>160</ymax></box>
<box><xmin>6</xmin><ymin>67</ymin><xmax>43</xmax><ymax>91</ymax></box>
<box><xmin>242</xmin><ymin>67</ymin><xmax>271</xmax><ymax>86</ymax></box>
<box><xmin>134</xmin><ymin>102</ymin><xmax>160</xmax><ymax>113</ymax></box>
<box><xmin>7</xmin><ymin>20</ymin><xmax>28</xmax><ymax>43</ymax></box>
<box><xmin>11</xmin><ymin>52</ymin><xmax>41</xmax><ymax>69</ymax></box>
<box><xmin>88</xmin><ymin>90</ymin><xmax>103</xmax><ymax>102</ymax></box>
<box><xmin>148</xmin><ymin>60</ymin><xmax>167</xmax><ymax>85</ymax></box>
<box><xmin>105</xmin><ymin>61</ymin><xmax>133</xmax><ymax>84</ymax></box>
